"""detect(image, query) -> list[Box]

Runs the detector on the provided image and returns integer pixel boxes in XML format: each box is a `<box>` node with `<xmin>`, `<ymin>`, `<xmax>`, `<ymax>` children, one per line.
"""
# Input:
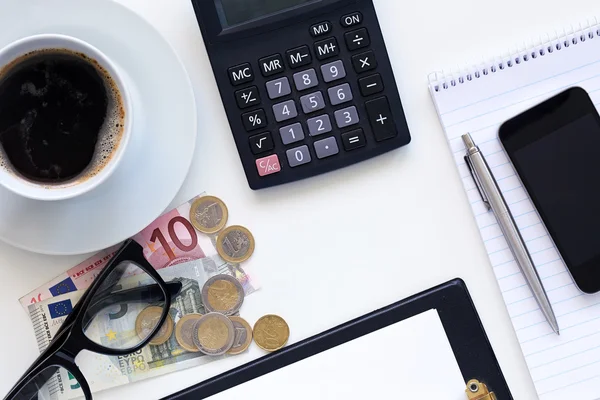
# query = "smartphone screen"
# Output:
<box><xmin>500</xmin><ymin>87</ymin><xmax>600</xmax><ymax>293</ymax></box>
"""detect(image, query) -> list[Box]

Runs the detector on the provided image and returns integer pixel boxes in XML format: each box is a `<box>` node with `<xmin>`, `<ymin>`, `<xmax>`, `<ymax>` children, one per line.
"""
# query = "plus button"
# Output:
<box><xmin>376</xmin><ymin>114</ymin><xmax>388</xmax><ymax>125</ymax></box>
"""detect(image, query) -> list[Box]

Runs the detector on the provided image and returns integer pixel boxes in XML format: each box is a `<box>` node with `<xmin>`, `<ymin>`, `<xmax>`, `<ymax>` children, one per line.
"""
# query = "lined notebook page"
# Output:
<box><xmin>429</xmin><ymin>26</ymin><xmax>600</xmax><ymax>400</ymax></box>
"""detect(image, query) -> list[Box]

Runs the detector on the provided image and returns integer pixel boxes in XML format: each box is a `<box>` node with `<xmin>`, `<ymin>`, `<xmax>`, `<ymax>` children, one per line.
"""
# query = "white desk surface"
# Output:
<box><xmin>1</xmin><ymin>0</ymin><xmax>599</xmax><ymax>399</ymax></box>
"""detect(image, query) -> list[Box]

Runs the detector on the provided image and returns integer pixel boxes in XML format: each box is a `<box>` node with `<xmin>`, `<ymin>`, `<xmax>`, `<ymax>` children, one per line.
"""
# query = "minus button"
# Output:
<box><xmin>359</xmin><ymin>74</ymin><xmax>384</xmax><ymax>97</ymax></box>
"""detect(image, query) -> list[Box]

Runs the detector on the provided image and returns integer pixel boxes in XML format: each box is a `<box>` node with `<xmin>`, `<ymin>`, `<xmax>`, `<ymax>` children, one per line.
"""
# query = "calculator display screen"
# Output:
<box><xmin>216</xmin><ymin>0</ymin><xmax>319</xmax><ymax>27</ymax></box>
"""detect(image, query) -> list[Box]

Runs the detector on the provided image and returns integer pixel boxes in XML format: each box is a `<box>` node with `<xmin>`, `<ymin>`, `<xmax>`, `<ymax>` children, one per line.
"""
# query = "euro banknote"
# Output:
<box><xmin>27</xmin><ymin>256</ymin><xmax>255</xmax><ymax>400</ymax></box>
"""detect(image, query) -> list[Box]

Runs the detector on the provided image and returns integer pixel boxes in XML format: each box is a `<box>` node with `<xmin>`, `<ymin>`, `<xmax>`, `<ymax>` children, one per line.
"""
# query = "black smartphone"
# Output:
<box><xmin>499</xmin><ymin>87</ymin><xmax>600</xmax><ymax>293</ymax></box>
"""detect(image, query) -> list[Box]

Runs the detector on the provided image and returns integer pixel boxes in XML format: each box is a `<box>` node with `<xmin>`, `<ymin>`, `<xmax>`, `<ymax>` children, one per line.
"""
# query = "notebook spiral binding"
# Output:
<box><xmin>428</xmin><ymin>19</ymin><xmax>600</xmax><ymax>92</ymax></box>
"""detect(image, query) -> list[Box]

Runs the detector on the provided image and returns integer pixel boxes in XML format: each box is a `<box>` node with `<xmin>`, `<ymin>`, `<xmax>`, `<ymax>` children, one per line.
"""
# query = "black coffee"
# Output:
<box><xmin>0</xmin><ymin>49</ymin><xmax>124</xmax><ymax>183</ymax></box>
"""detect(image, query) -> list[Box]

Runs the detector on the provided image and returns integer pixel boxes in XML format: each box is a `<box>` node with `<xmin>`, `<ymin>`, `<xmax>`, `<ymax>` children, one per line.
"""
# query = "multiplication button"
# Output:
<box><xmin>352</xmin><ymin>50</ymin><xmax>377</xmax><ymax>73</ymax></box>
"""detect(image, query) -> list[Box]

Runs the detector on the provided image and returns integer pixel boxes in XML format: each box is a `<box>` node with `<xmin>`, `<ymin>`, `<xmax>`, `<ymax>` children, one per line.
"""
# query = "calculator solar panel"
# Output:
<box><xmin>192</xmin><ymin>0</ymin><xmax>411</xmax><ymax>190</ymax></box>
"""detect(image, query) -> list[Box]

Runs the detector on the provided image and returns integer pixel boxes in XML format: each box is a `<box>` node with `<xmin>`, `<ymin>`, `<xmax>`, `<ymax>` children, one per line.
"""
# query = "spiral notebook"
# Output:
<box><xmin>429</xmin><ymin>22</ymin><xmax>600</xmax><ymax>400</ymax></box>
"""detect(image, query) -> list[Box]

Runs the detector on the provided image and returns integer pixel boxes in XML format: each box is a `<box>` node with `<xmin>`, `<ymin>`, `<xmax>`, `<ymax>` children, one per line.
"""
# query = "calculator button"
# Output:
<box><xmin>310</xmin><ymin>21</ymin><xmax>332</xmax><ymax>37</ymax></box>
<box><xmin>334</xmin><ymin>106</ymin><xmax>360</xmax><ymax>128</ymax></box>
<box><xmin>279</xmin><ymin>122</ymin><xmax>305</xmax><ymax>145</ymax></box>
<box><xmin>265</xmin><ymin>77</ymin><xmax>291</xmax><ymax>100</ymax></box>
<box><xmin>342</xmin><ymin>129</ymin><xmax>366</xmax><ymax>151</ymax></box>
<box><xmin>365</xmin><ymin>96</ymin><xmax>397</xmax><ymax>141</ymax></box>
<box><xmin>300</xmin><ymin>91</ymin><xmax>326</xmax><ymax>114</ymax></box>
<box><xmin>235</xmin><ymin>86</ymin><xmax>261</xmax><ymax>109</ymax></box>
<box><xmin>307</xmin><ymin>114</ymin><xmax>333</xmax><ymax>137</ymax></box>
<box><xmin>328</xmin><ymin>83</ymin><xmax>353</xmax><ymax>106</ymax></box>
<box><xmin>286</xmin><ymin>46</ymin><xmax>312</xmax><ymax>69</ymax></box>
<box><xmin>320</xmin><ymin>60</ymin><xmax>346</xmax><ymax>83</ymax></box>
<box><xmin>314</xmin><ymin>37</ymin><xmax>340</xmax><ymax>61</ymax></box>
<box><xmin>228</xmin><ymin>63</ymin><xmax>254</xmax><ymax>86</ymax></box>
<box><xmin>242</xmin><ymin>109</ymin><xmax>267</xmax><ymax>131</ymax></box>
<box><xmin>359</xmin><ymin>74</ymin><xmax>384</xmax><ymax>96</ymax></box>
<box><xmin>345</xmin><ymin>28</ymin><xmax>370</xmax><ymax>51</ymax></box>
<box><xmin>293</xmin><ymin>69</ymin><xmax>319</xmax><ymax>91</ymax></box>
<box><xmin>341</xmin><ymin>12</ymin><xmax>363</xmax><ymax>27</ymax></box>
<box><xmin>352</xmin><ymin>50</ymin><xmax>378</xmax><ymax>73</ymax></box>
<box><xmin>259</xmin><ymin>54</ymin><xmax>285</xmax><ymax>77</ymax></box>
<box><xmin>272</xmin><ymin>100</ymin><xmax>298</xmax><ymax>122</ymax></box>
<box><xmin>314</xmin><ymin>137</ymin><xmax>339</xmax><ymax>159</ymax></box>
<box><xmin>256</xmin><ymin>154</ymin><xmax>281</xmax><ymax>177</ymax></box>
<box><xmin>286</xmin><ymin>145</ymin><xmax>312</xmax><ymax>167</ymax></box>
<box><xmin>249</xmin><ymin>132</ymin><xmax>274</xmax><ymax>155</ymax></box>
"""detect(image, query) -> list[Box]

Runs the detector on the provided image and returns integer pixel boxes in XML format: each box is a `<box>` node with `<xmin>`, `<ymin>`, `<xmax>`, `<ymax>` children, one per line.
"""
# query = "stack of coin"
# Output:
<box><xmin>168</xmin><ymin>274</ymin><xmax>290</xmax><ymax>356</ymax></box>
<box><xmin>189</xmin><ymin>195</ymin><xmax>256</xmax><ymax>264</ymax></box>
<box><xmin>135</xmin><ymin>195</ymin><xmax>288</xmax><ymax>355</ymax></box>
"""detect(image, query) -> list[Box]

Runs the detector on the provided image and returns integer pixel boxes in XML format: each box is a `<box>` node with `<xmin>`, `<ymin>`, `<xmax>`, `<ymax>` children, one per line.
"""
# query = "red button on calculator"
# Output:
<box><xmin>256</xmin><ymin>154</ymin><xmax>281</xmax><ymax>176</ymax></box>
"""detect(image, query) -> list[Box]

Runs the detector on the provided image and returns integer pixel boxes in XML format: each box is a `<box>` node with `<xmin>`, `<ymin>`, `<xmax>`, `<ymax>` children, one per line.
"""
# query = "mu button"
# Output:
<box><xmin>249</xmin><ymin>132</ymin><xmax>274</xmax><ymax>155</ymax></box>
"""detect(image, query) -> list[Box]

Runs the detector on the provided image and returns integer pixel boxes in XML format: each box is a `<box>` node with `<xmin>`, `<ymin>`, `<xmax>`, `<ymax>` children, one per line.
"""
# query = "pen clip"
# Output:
<box><xmin>464</xmin><ymin>155</ymin><xmax>491</xmax><ymax>210</ymax></box>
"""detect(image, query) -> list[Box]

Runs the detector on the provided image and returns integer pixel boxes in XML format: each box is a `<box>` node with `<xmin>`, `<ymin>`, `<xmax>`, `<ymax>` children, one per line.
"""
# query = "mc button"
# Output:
<box><xmin>228</xmin><ymin>63</ymin><xmax>254</xmax><ymax>86</ymax></box>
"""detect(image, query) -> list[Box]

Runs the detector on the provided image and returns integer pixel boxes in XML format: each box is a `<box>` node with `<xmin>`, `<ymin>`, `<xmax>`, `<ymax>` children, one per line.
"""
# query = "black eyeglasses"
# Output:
<box><xmin>4</xmin><ymin>240</ymin><xmax>182</xmax><ymax>400</ymax></box>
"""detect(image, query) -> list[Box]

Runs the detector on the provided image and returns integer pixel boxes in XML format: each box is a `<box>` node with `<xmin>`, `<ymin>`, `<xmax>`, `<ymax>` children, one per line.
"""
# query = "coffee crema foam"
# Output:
<box><xmin>0</xmin><ymin>48</ymin><xmax>126</xmax><ymax>188</ymax></box>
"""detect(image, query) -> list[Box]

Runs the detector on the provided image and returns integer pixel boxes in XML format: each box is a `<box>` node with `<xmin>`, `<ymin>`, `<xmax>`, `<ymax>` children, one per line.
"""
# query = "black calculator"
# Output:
<box><xmin>191</xmin><ymin>0</ymin><xmax>411</xmax><ymax>190</ymax></box>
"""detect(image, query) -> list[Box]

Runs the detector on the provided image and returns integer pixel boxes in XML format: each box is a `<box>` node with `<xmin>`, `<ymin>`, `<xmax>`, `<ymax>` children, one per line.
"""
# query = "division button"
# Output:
<box><xmin>344</xmin><ymin>28</ymin><xmax>370</xmax><ymax>51</ymax></box>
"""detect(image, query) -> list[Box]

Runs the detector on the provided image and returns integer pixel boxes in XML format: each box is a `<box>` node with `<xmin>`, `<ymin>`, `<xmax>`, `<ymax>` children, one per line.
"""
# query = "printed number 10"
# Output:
<box><xmin>150</xmin><ymin>216</ymin><xmax>198</xmax><ymax>261</ymax></box>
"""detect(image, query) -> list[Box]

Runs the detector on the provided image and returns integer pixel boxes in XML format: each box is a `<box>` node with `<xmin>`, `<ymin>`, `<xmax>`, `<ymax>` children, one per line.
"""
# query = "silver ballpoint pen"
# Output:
<box><xmin>462</xmin><ymin>133</ymin><xmax>560</xmax><ymax>335</ymax></box>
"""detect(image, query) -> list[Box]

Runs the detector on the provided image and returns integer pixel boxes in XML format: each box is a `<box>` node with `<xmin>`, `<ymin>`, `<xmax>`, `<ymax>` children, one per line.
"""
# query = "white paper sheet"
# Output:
<box><xmin>209</xmin><ymin>310</ymin><xmax>465</xmax><ymax>399</ymax></box>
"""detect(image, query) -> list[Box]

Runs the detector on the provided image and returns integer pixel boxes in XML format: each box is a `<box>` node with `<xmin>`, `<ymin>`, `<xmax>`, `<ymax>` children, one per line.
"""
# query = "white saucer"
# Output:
<box><xmin>0</xmin><ymin>0</ymin><xmax>197</xmax><ymax>255</ymax></box>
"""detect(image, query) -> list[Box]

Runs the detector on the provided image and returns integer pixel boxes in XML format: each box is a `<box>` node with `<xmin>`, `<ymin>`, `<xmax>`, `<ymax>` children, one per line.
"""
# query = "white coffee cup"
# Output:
<box><xmin>0</xmin><ymin>34</ymin><xmax>132</xmax><ymax>201</ymax></box>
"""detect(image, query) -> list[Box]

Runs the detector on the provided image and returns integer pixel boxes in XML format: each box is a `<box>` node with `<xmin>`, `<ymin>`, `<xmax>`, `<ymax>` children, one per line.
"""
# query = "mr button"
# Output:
<box><xmin>228</xmin><ymin>63</ymin><xmax>254</xmax><ymax>86</ymax></box>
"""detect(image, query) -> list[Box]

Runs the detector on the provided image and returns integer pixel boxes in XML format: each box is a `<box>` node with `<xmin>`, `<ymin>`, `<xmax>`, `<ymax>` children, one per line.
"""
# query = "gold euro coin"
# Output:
<box><xmin>175</xmin><ymin>313</ymin><xmax>203</xmax><ymax>352</ymax></box>
<box><xmin>135</xmin><ymin>306</ymin><xmax>173</xmax><ymax>346</ymax></box>
<box><xmin>253</xmin><ymin>314</ymin><xmax>289</xmax><ymax>352</ymax></box>
<box><xmin>216</xmin><ymin>225</ymin><xmax>255</xmax><ymax>263</ymax></box>
<box><xmin>189</xmin><ymin>196</ymin><xmax>229</xmax><ymax>234</ymax></box>
<box><xmin>192</xmin><ymin>312</ymin><xmax>235</xmax><ymax>356</ymax></box>
<box><xmin>227</xmin><ymin>316</ymin><xmax>253</xmax><ymax>355</ymax></box>
<box><xmin>201</xmin><ymin>274</ymin><xmax>244</xmax><ymax>315</ymax></box>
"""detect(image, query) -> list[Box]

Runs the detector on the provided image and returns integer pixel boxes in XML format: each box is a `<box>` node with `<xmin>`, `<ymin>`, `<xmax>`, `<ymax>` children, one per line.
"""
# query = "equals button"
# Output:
<box><xmin>342</xmin><ymin>129</ymin><xmax>366</xmax><ymax>151</ymax></box>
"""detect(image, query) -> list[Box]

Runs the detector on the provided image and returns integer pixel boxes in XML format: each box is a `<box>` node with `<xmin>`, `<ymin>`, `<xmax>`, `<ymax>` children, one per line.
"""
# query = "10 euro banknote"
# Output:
<box><xmin>19</xmin><ymin>194</ymin><xmax>257</xmax><ymax>311</ymax></box>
